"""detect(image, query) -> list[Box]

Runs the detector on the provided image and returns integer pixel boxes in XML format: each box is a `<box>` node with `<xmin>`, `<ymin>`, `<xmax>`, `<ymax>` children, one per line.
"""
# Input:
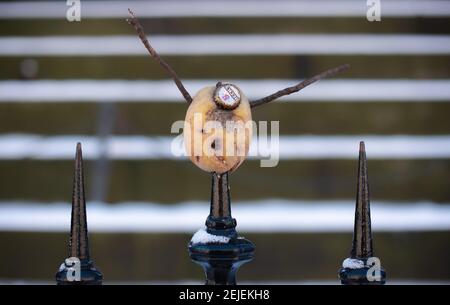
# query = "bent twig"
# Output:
<box><xmin>127</xmin><ymin>9</ymin><xmax>193</xmax><ymax>104</ymax></box>
<box><xmin>250</xmin><ymin>64</ymin><xmax>350</xmax><ymax>108</ymax></box>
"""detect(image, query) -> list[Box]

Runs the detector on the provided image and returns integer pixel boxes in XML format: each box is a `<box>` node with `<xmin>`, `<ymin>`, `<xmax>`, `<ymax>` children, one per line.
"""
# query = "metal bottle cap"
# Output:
<box><xmin>214</xmin><ymin>83</ymin><xmax>241</xmax><ymax>110</ymax></box>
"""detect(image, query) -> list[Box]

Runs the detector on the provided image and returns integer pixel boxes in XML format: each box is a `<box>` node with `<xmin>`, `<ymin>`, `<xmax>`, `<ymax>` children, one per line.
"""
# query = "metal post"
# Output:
<box><xmin>338</xmin><ymin>141</ymin><xmax>386</xmax><ymax>285</ymax></box>
<box><xmin>55</xmin><ymin>143</ymin><xmax>103</xmax><ymax>285</ymax></box>
<box><xmin>188</xmin><ymin>172</ymin><xmax>255</xmax><ymax>285</ymax></box>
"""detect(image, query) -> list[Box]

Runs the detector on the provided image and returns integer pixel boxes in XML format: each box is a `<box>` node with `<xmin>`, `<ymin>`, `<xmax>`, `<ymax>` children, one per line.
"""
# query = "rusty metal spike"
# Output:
<box><xmin>69</xmin><ymin>142</ymin><xmax>90</xmax><ymax>260</ymax></box>
<box><xmin>350</xmin><ymin>141</ymin><xmax>374</xmax><ymax>258</ymax></box>
<box><xmin>339</xmin><ymin>141</ymin><xmax>385</xmax><ymax>284</ymax></box>
<box><xmin>210</xmin><ymin>172</ymin><xmax>232</xmax><ymax>219</ymax></box>
<box><xmin>206</xmin><ymin>172</ymin><xmax>237</xmax><ymax>235</ymax></box>
<box><xmin>56</xmin><ymin>143</ymin><xmax>102</xmax><ymax>285</ymax></box>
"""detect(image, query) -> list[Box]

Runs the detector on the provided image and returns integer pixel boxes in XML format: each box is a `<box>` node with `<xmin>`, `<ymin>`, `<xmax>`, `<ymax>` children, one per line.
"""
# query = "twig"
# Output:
<box><xmin>250</xmin><ymin>64</ymin><xmax>350</xmax><ymax>108</ymax></box>
<box><xmin>127</xmin><ymin>9</ymin><xmax>193</xmax><ymax>104</ymax></box>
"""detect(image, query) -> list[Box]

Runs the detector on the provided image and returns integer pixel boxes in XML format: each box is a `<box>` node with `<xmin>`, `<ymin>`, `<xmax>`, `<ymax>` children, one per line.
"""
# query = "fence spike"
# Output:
<box><xmin>188</xmin><ymin>172</ymin><xmax>255</xmax><ymax>285</ymax></box>
<box><xmin>351</xmin><ymin>141</ymin><xmax>373</xmax><ymax>258</ymax></box>
<box><xmin>55</xmin><ymin>143</ymin><xmax>103</xmax><ymax>285</ymax></box>
<box><xmin>338</xmin><ymin>141</ymin><xmax>386</xmax><ymax>285</ymax></box>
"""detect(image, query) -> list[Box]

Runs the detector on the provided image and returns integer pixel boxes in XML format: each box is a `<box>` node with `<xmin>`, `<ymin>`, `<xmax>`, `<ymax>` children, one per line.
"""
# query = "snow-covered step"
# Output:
<box><xmin>1</xmin><ymin>35</ymin><xmax>450</xmax><ymax>56</ymax></box>
<box><xmin>0</xmin><ymin>200</ymin><xmax>449</xmax><ymax>232</ymax></box>
<box><xmin>0</xmin><ymin>134</ymin><xmax>449</xmax><ymax>160</ymax></box>
<box><xmin>1</xmin><ymin>79</ymin><xmax>450</xmax><ymax>102</ymax></box>
<box><xmin>1</xmin><ymin>1</ymin><xmax>449</xmax><ymax>19</ymax></box>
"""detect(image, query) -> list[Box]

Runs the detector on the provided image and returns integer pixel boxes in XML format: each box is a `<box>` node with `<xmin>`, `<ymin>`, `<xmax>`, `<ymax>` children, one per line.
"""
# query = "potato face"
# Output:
<box><xmin>184</xmin><ymin>84</ymin><xmax>252</xmax><ymax>173</ymax></box>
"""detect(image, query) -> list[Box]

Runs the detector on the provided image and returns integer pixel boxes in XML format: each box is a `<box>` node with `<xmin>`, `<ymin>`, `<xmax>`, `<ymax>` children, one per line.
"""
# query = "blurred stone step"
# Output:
<box><xmin>1</xmin><ymin>102</ymin><xmax>449</xmax><ymax>135</ymax></box>
<box><xmin>0</xmin><ymin>159</ymin><xmax>448</xmax><ymax>203</ymax></box>
<box><xmin>1</xmin><ymin>17</ymin><xmax>450</xmax><ymax>36</ymax></box>
<box><xmin>2</xmin><ymin>55</ymin><xmax>449</xmax><ymax>79</ymax></box>
<box><xmin>1</xmin><ymin>200</ymin><xmax>449</xmax><ymax>232</ymax></box>
<box><xmin>1</xmin><ymin>35</ymin><xmax>449</xmax><ymax>56</ymax></box>
<box><xmin>0</xmin><ymin>231</ymin><xmax>449</xmax><ymax>281</ymax></box>
<box><xmin>2</xmin><ymin>0</ymin><xmax>449</xmax><ymax>20</ymax></box>
<box><xmin>1</xmin><ymin>79</ymin><xmax>449</xmax><ymax>102</ymax></box>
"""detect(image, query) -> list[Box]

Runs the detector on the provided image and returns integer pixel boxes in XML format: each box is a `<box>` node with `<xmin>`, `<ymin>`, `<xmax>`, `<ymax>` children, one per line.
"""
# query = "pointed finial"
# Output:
<box><xmin>338</xmin><ymin>141</ymin><xmax>386</xmax><ymax>285</ymax></box>
<box><xmin>351</xmin><ymin>141</ymin><xmax>373</xmax><ymax>258</ymax></box>
<box><xmin>69</xmin><ymin>142</ymin><xmax>90</xmax><ymax>260</ymax></box>
<box><xmin>56</xmin><ymin>143</ymin><xmax>103</xmax><ymax>285</ymax></box>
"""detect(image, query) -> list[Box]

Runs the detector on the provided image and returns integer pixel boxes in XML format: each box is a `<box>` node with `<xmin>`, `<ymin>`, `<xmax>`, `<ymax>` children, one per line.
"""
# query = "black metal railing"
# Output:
<box><xmin>55</xmin><ymin>143</ymin><xmax>103</xmax><ymax>285</ymax></box>
<box><xmin>338</xmin><ymin>141</ymin><xmax>386</xmax><ymax>285</ymax></box>
<box><xmin>188</xmin><ymin>172</ymin><xmax>255</xmax><ymax>285</ymax></box>
<box><xmin>55</xmin><ymin>141</ymin><xmax>386</xmax><ymax>285</ymax></box>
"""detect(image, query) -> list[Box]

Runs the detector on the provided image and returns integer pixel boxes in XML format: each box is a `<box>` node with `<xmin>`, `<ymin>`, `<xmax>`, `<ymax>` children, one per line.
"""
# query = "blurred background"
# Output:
<box><xmin>0</xmin><ymin>0</ymin><xmax>449</xmax><ymax>284</ymax></box>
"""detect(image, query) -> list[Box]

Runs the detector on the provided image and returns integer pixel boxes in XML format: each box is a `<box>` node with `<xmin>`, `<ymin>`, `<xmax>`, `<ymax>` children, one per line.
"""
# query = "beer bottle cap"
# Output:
<box><xmin>214</xmin><ymin>83</ymin><xmax>241</xmax><ymax>110</ymax></box>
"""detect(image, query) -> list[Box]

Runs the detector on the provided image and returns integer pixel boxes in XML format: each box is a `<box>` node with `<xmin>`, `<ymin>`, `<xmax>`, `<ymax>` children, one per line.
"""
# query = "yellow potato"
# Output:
<box><xmin>184</xmin><ymin>83</ymin><xmax>252</xmax><ymax>173</ymax></box>
<box><xmin>128</xmin><ymin>11</ymin><xmax>349</xmax><ymax>173</ymax></box>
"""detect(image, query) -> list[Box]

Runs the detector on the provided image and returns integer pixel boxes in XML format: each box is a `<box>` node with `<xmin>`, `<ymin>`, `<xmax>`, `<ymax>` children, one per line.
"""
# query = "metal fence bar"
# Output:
<box><xmin>55</xmin><ymin>143</ymin><xmax>103</xmax><ymax>285</ymax></box>
<box><xmin>188</xmin><ymin>172</ymin><xmax>255</xmax><ymax>285</ymax></box>
<box><xmin>338</xmin><ymin>141</ymin><xmax>386</xmax><ymax>285</ymax></box>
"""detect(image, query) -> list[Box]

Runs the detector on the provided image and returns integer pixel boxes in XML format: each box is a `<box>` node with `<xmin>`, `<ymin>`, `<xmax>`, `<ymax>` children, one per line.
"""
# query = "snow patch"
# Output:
<box><xmin>190</xmin><ymin>228</ymin><xmax>230</xmax><ymax>244</ymax></box>
<box><xmin>1</xmin><ymin>200</ymin><xmax>450</xmax><ymax>233</ymax></box>
<box><xmin>342</xmin><ymin>258</ymin><xmax>365</xmax><ymax>269</ymax></box>
<box><xmin>1</xmin><ymin>133</ymin><xmax>450</xmax><ymax>160</ymax></box>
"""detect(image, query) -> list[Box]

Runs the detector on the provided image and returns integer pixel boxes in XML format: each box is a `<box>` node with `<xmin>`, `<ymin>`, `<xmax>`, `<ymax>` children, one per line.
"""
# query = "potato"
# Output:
<box><xmin>128</xmin><ymin>12</ymin><xmax>349</xmax><ymax>174</ymax></box>
<box><xmin>184</xmin><ymin>83</ymin><xmax>252</xmax><ymax>173</ymax></box>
